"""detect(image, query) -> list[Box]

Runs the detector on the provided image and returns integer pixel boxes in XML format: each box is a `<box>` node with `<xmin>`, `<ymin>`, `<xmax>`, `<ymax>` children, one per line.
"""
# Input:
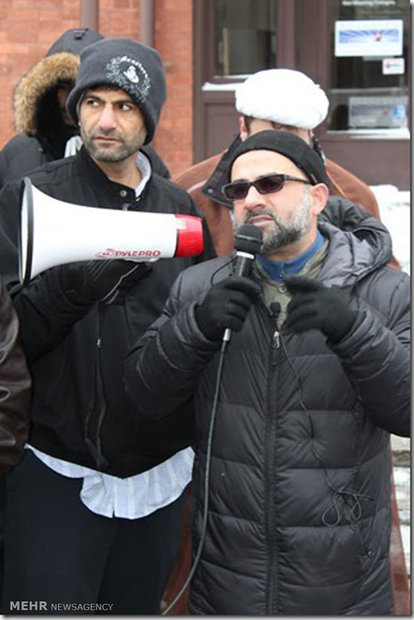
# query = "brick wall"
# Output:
<box><xmin>0</xmin><ymin>0</ymin><xmax>80</xmax><ymax>149</ymax></box>
<box><xmin>0</xmin><ymin>0</ymin><xmax>194</xmax><ymax>177</ymax></box>
<box><xmin>99</xmin><ymin>0</ymin><xmax>141</xmax><ymax>39</ymax></box>
<box><xmin>153</xmin><ymin>0</ymin><xmax>193</xmax><ymax>176</ymax></box>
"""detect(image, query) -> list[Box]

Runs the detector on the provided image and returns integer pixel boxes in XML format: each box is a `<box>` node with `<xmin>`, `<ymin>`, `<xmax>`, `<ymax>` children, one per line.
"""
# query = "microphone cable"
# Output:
<box><xmin>277</xmin><ymin>317</ymin><xmax>373</xmax><ymax>529</ymax></box>
<box><xmin>161</xmin><ymin>336</ymin><xmax>230</xmax><ymax>615</ymax></box>
<box><xmin>162</xmin><ymin>226</ymin><xmax>263</xmax><ymax>614</ymax></box>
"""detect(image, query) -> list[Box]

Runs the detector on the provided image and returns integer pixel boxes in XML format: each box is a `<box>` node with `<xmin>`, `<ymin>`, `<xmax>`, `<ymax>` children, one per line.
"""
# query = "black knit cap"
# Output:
<box><xmin>46</xmin><ymin>28</ymin><xmax>103</xmax><ymax>56</ymax></box>
<box><xmin>66</xmin><ymin>37</ymin><xmax>167</xmax><ymax>144</ymax></box>
<box><xmin>228</xmin><ymin>130</ymin><xmax>329</xmax><ymax>185</ymax></box>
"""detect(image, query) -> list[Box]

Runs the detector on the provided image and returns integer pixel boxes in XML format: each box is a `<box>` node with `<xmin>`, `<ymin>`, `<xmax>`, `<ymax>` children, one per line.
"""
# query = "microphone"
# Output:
<box><xmin>223</xmin><ymin>224</ymin><xmax>263</xmax><ymax>342</ymax></box>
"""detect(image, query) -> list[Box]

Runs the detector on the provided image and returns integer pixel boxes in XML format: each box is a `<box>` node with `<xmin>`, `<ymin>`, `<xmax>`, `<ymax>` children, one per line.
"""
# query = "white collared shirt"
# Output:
<box><xmin>26</xmin><ymin>444</ymin><xmax>194</xmax><ymax>519</ymax></box>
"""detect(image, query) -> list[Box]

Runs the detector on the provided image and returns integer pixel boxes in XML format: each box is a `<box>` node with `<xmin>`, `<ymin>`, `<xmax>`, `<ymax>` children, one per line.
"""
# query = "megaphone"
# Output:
<box><xmin>19</xmin><ymin>177</ymin><xmax>204</xmax><ymax>285</ymax></box>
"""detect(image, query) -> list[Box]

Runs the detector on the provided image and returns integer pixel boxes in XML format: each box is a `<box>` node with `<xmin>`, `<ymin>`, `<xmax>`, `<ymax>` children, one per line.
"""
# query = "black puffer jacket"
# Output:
<box><xmin>125</xmin><ymin>202</ymin><xmax>410</xmax><ymax>615</ymax></box>
<box><xmin>0</xmin><ymin>147</ymin><xmax>215</xmax><ymax>477</ymax></box>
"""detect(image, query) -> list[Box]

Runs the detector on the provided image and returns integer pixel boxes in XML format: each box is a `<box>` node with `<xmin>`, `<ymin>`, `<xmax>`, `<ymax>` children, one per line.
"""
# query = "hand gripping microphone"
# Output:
<box><xmin>223</xmin><ymin>223</ymin><xmax>263</xmax><ymax>342</ymax></box>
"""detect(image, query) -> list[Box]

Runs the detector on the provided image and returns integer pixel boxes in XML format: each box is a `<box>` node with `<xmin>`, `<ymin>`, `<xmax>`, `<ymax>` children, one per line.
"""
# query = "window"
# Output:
<box><xmin>214</xmin><ymin>0</ymin><xmax>277</xmax><ymax>77</ymax></box>
<box><xmin>327</xmin><ymin>0</ymin><xmax>410</xmax><ymax>132</ymax></box>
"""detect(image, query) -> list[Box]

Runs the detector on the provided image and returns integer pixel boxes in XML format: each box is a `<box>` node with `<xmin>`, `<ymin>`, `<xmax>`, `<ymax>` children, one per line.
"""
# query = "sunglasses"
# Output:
<box><xmin>222</xmin><ymin>173</ymin><xmax>312</xmax><ymax>201</ymax></box>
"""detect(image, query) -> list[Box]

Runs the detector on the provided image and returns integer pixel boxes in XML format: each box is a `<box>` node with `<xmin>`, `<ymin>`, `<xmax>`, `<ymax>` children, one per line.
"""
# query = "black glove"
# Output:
<box><xmin>284</xmin><ymin>275</ymin><xmax>358</xmax><ymax>343</ymax></box>
<box><xmin>195</xmin><ymin>276</ymin><xmax>262</xmax><ymax>341</ymax></box>
<box><xmin>55</xmin><ymin>259</ymin><xmax>152</xmax><ymax>305</ymax></box>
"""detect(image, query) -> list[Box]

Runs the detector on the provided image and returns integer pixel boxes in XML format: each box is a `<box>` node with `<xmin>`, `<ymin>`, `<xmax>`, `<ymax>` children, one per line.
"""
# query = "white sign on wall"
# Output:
<box><xmin>335</xmin><ymin>19</ymin><xmax>403</xmax><ymax>57</ymax></box>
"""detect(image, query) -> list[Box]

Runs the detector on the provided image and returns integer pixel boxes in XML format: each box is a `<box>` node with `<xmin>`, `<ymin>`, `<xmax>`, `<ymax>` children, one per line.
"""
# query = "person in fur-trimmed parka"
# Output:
<box><xmin>0</xmin><ymin>28</ymin><xmax>169</xmax><ymax>189</ymax></box>
<box><xmin>125</xmin><ymin>131</ymin><xmax>410</xmax><ymax>615</ymax></box>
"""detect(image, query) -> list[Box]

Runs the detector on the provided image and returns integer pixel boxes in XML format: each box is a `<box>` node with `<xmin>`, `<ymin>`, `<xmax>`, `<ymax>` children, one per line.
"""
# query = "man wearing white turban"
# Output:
<box><xmin>173</xmin><ymin>68</ymin><xmax>389</xmax><ymax>256</ymax></box>
<box><xmin>173</xmin><ymin>68</ymin><xmax>399</xmax><ymax>270</ymax></box>
<box><xmin>162</xmin><ymin>68</ymin><xmax>407</xmax><ymax>615</ymax></box>
<box><xmin>235</xmin><ymin>69</ymin><xmax>329</xmax><ymax>131</ymax></box>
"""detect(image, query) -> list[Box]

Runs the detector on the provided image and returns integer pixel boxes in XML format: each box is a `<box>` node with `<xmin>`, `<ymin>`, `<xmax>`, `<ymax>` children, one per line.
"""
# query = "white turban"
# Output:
<box><xmin>235</xmin><ymin>69</ymin><xmax>329</xmax><ymax>130</ymax></box>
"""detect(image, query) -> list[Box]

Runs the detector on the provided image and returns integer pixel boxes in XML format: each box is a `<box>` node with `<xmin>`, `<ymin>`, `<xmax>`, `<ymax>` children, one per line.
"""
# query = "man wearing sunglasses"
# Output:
<box><xmin>125</xmin><ymin>130</ymin><xmax>410</xmax><ymax>616</ymax></box>
<box><xmin>163</xmin><ymin>68</ymin><xmax>404</xmax><ymax>614</ymax></box>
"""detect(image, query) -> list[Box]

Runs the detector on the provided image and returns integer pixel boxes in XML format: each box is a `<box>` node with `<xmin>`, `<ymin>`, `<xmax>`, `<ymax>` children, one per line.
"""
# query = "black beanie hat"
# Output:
<box><xmin>228</xmin><ymin>130</ymin><xmax>329</xmax><ymax>185</ymax></box>
<box><xmin>66</xmin><ymin>38</ymin><xmax>167</xmax><ymax>144</ymax></box>
<box><xmin>46</xmin><ymin>28</ymin><xmax>103</xmax><ymax>56</ymax></box>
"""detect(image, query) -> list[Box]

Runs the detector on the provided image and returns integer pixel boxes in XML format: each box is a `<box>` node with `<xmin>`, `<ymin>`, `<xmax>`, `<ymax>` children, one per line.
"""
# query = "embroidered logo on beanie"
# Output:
<box><xmin>105</xmin><ymin>56</ymin><xmax>151</xmax><ymax>100</ymax></box>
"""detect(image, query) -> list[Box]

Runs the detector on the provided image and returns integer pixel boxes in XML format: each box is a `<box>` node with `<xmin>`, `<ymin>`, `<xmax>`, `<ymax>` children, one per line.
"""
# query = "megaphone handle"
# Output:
<box><xmin>19</xmin><ymin>177</ymin><xmax>35</xmax><ymax>286</ymax></box>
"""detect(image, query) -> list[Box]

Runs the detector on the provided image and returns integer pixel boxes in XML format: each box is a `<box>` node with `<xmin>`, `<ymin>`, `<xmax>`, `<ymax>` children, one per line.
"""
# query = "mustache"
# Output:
<box><xmin>91</xmin><ymin>129</ymin><xmax>122</xmax><ymax>140</ymax></box>
<box><xmin>243</xmin><ymin>209</ymin><xmax>279</xmax><ymax>225</ymax></box>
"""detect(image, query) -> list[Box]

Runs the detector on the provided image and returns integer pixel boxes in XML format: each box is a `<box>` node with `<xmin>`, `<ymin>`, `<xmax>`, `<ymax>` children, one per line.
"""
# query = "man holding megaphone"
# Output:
<box><xmin>0</xmin><ymin>38</ymin><xmax>214</xmax><ymax>615</ymax></box>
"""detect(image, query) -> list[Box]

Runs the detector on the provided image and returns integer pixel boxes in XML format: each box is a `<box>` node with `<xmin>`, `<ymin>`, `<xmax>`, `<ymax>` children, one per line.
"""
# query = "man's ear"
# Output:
<box><xmin>239</xmin><ymin>116</ymin><xmax>248</xmax><ymax>142</ymax></box>
<box><xmin>310</xmin><ymin>183</ymin><xmax>329</xmax><ymax>216</ymax></box>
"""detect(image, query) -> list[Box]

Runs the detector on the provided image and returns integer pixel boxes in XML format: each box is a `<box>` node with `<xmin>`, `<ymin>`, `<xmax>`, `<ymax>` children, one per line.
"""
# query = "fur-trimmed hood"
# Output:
<box><xmin>13</xmin><ymin>52</ymin><xmax>80</xmax><ymax>134</ymax></box>
<box><xmin>13</xmin><ymin>27</ymin><xmax>102</xmax><ymax>136</ymax></box>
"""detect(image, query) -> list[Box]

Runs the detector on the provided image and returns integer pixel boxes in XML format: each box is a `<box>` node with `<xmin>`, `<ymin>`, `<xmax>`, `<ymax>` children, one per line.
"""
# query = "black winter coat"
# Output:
<box><xmin>0</xmin><ymin>147</ymin><xmax>215</xmax><ymax>477</ymax></box>
<box><xmin>125</xmin><ymin>205</ymin><xmax>410</xmax><ymax>614</ymax></box>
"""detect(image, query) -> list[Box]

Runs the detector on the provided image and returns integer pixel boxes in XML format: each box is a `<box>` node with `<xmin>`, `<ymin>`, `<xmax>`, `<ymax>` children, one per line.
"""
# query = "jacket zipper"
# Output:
<box><xmin>265</xmin><ymin>307</ymin><xmax>281</xmax><ymax>614</ymax></box>
<box><xmin>94</xmin><ymin>306</ymin><xmax>109</xmax><ymax>470</ymax></box>
<box><xmin>84</xmin><ymin>307</ymin><xmax>108</xmax><ymax>471</ymax></box>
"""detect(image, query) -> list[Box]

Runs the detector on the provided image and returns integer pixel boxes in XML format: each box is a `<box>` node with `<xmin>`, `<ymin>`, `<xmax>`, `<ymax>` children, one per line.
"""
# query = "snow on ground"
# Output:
<box><xmin>370</xmin><ymin>185</ymin><xmax>411</xmax><ymax>275</ymax></box>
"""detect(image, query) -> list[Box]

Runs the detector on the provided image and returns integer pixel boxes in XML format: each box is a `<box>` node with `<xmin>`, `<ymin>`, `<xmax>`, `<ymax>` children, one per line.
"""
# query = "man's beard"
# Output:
<box><xmin>80</xmin><ymin>126</ymin><xmax>146</xmax><ymax>163</ymax></box>
<box><xmin>240</xmin><ymin>188</ymin><xmax>312</xmax><ymax>255</ymax></box>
